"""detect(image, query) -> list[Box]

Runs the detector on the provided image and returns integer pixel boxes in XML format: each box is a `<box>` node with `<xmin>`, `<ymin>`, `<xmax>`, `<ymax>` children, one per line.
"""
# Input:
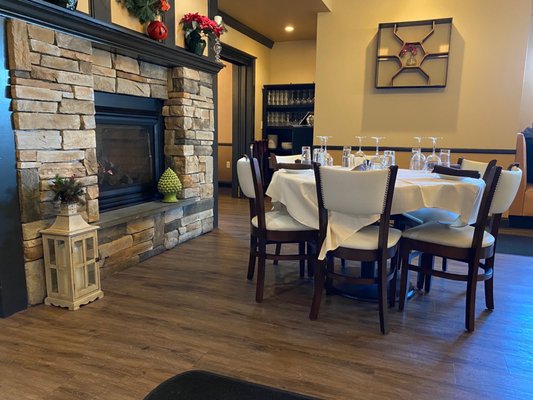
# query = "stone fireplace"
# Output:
<box><xmin>7</xmin><ymin>19</ymin><xmax>216</xmax><ymax>306</ymax></box>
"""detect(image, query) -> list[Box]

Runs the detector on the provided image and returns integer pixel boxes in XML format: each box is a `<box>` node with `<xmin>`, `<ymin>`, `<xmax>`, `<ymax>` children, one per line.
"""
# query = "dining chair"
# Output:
<box><xmin>270</xmin><ymin>157</ymin><xmax>314</xmax><ymax>267</ymax></box>
<box><xmin>403</xmin><ymin>160</ymin><xmax>496</xmax><ymax>279</ymax></box>
<box><xmin>310</xmin><ymin>164</ymin><xmax>400</xmax><ymax>334</ymax></box>
<box><xmin>458</xmin><ymin>158</ymin><xmax>497</xmax><ymax>180</ymax></box>
<box><xmin>236</xmin><ymin>155</ymin><xmax>318</xmax><ymax>302</ymax></box>
<box><xmin>398</xmin><ymin>166</ymin><xmax>522</xmax><ymax>332</ymax></box>
<box><xmin>271</xmin><ymin>154</ymin><xmax>302</xmax><ymax>171</ymax></box>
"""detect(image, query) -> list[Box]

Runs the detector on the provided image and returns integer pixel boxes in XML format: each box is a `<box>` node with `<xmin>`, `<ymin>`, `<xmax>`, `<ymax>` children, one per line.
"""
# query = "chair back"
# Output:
<box><xmin>470</xmin><ymin>166</ymin><xmax>502</xmax><ymax>248</ymax></box>
<box><xmin>237</xmin><ymin>155</ymin><xmax>267</xmax><ymax>229</ymax></box>
<box><xmin>313</xmin><ymin>165</ymin><xmax>398</xmax><ymax>253</ymax></box>
<box><xmin>489</xmin><ymin>167</ymin><xmax>522</xmax><ymax>215</ymax></box>
<box><xmin>317</xmin><ymin>167</ymin><xmax>396</xmax><ymax>215</ymax></box>
<box><xmin>459</xmin><ymin>158</ymin><xmax>497</xmax><ymax>180</ymax></box>
<box><xmin>237</xmin><ymin>156</ymin><xmax>256</xmax><ymax>199</ymax></box>
<box><xmin>271</xmin><ymin>154</ymin><xmax>302</xmax><ymax>171</ymax></box>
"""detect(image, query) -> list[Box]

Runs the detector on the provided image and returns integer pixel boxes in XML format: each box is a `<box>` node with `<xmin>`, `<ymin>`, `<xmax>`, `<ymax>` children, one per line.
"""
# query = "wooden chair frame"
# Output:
<box><xmin>310</xmin><ymin>164</ymin><xmax>400</xmax><ymax>334</ymax></box>
<box><xmin>398</xmin><ymin>166</ymin><xmax>503</xmax><ymax>332</ymax></box>
<box><xmin>243</xmin><ymin>156</ymin><xmax>318</xmax><ymax>302</ymax></box>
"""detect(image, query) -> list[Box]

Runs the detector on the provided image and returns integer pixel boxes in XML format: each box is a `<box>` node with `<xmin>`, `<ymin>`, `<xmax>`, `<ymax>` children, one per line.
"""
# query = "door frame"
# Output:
<box><xmin>220</xmin><ymin>44</ymin><xmax>256</xmax><ymax>197</ymax></box>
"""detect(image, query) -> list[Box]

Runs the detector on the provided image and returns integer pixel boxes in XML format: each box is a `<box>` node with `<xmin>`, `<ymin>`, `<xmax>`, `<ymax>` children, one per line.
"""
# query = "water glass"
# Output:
<box><xmin>301</xmin><ymin>146</ymin><xmax>312</xmax><ymax>165</ymax></box>
<box><xmin>439</xmin><ymin>149</ymin><xmax>451</xmax><ymax>167</ymax></box>
<box><xmin>410</xmin><ymin>148</ymin><xmax>425</xmax><ymax>171</ymax></box>
<box><xmin>313</xmin><ymin>148</ymin><xmax>323</xmax><ymax>165</ymax></box>
<box><xmin>383</xmin><ymin>150</ymin><xmax>395</xmax><ymax>167</ymax></box>
<box><xmin>342</xmin><ymin>146</ymin><xmax>352</xmax><ymax>167</ymax></box>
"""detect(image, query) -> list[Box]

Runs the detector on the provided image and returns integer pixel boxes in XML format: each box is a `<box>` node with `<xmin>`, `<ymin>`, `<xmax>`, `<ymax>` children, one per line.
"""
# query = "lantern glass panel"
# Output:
<box><xmin>87</xmin><ymin>262</ymin><xmax>96</xmax><ymax>285</ymax></box>
<box><xmin>57</xmin><ymin>240</ymin><xmax>67</xmax><ymax>267</ymax></box>
<box><xmin>73</xmin><ymin>240</ymin><xmax>84</xmax><ymax>265</ymax></box>
<box><xmin>85</xmin><ymin>237</ymin><xmax>94</xmax><ymax>261</ymax></box>
<box><xmin>51</xmin><ymin>268</ymin><xmax>58</xmax><ymax>293</ymax></box>
<box><xmin>74</xmin><ymin>265</ymin><xmax>85</xmax><ymax>291</ymax></box>
<box><xmin>48</xmin><ymin>239</ymin><xmax>56</xmax><ymax>264</ymax></box>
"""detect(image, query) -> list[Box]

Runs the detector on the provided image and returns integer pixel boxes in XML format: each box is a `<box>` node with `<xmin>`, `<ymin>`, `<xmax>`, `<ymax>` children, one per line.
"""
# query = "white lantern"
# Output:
<box><xmin>41</xmin><ymin>203</ymin><xmax>103</xmax><ymax>310</ymax></box>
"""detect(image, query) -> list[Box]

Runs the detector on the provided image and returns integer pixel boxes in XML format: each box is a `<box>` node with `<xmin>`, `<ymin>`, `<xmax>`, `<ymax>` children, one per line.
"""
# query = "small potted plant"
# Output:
<box><xmin>180</xmin><ymin>13</ymin><xmax>227</xmax><ymax>56</ymax></box>
<box><xmin>50</xmin><ymin>175</ymin><xmax>84</xmax><ymax>216</ymax></box>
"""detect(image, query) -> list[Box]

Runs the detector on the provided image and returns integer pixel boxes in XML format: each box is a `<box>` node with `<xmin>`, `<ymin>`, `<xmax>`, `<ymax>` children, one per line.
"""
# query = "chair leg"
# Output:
<box><xmin>255</xmin><ymin>240</ymin><xmax>267</xmax><ymax>303</ymax></box>
<box><xmin>307</xmin><ymin>241</ymin><xmax>315</xmax><ymax>278</ymax></box>
<box><xmin>309</xmin><ymin>259</ymin><xmax>326</xmax><ymax>320</ymax></box>
<box><xmin>398</xmin><ymin>249</ymin><xmax>409</xmax><ymax>311</ymax></box>
<box><xmin>247</xmin><ymin>235</ymin><xmax>257</xmax><ymax>280</ymax></box>
<box><xmin>388</xmin><ymin>251</ymin><xmax>399</xmax><ymax>308</ymax></box>
<box><xmin>465</xmin><ymin>260</ymin><xmax>480</xmax><ymax>332</ymax></box>
<box><xmin>421</xmin><ymin>253</ymin><xmax>434</xmax><ymax>294</ymax></box>
<box><xmin>378</xmin><ymin>257</ymin><xmax>389</xmax><ymax>334</ymax></box>
<box><xmin>325</xmin><ymin>255</ymin><xmax>334</xmax><ymax>295</ymax></box>
<box><xmin>273</xmin><ymin>243</ymin><xmax>281</xmax><ymax>265</ymax></box>
<box><xmin>484</xmin><ymin>257</ymin><xmax>495</xmax><ymax>310</ymax></box>
<box><xmin>299</xmin><ymin>242</ymin><xmax>305</xmax><ymax>278</ymax></box>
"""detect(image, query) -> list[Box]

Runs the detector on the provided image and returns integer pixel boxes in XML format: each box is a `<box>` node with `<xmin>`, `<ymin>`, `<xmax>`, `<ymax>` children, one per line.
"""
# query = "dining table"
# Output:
<box><xmin>266</xmin><ymin>167</ymin><xmax>486</xmax><ymax>259</ymax></box>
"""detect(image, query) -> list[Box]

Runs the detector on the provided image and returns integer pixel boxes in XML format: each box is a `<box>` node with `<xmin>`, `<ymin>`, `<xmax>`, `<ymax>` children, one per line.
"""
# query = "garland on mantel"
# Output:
<box><xmin>118</xmin><ymin>0</ymin><xmax>171</xmax><ymax>24</ymax></box>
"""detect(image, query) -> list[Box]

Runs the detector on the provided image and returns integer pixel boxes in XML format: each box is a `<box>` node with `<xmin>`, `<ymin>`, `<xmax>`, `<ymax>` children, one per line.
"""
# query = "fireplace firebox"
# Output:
<box><xmin>95</xmin><ymin>92</ymin><xmax>164</xmax><ymax>211</ymax></box>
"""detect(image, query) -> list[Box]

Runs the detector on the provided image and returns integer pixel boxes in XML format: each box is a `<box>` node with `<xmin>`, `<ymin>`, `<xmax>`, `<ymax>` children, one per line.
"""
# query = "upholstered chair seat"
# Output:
<box><xmin>251</xmin><ymin>211</ymin><xmax>314</xmax><ymax>231</ymax></box>
<box><xmin>340</xmin><ymin>226</ymin><xmax>402</xmax><ymax>251</ymax></box>
<box><xmin>402</xmin><ymin>221</ymin><xmax>495</xmax><ymax>248</ymax></box>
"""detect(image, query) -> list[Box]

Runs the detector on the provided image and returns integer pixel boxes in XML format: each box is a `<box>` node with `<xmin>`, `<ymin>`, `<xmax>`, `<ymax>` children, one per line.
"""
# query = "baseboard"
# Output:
<box><xmin>508</xmin><ymin>215</ymin><xmax>533</xmax><ymax>229</ymax></box>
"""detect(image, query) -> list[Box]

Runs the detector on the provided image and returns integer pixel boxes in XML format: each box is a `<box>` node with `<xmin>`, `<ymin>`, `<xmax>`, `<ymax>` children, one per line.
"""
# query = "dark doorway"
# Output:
<box><xmin>220</xmin><ymin>44</ymin><xmax>255</xmax><ymax>197</ymax></box>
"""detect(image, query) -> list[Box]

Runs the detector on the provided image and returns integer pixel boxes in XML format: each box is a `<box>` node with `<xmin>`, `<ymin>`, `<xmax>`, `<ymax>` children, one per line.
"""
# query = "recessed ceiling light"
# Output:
<box><xmin>285</xmin><ymin>26</ymin><xmax>294</xmax><ymax>33</ymax></box>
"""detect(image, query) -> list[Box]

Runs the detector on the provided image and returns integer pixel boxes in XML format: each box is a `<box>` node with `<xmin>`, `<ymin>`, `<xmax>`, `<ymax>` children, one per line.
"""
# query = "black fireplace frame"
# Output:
<box><xmin>95</xmin><ymin>92</ymin><xmax>164</xmax><ymax>211</ymax></box>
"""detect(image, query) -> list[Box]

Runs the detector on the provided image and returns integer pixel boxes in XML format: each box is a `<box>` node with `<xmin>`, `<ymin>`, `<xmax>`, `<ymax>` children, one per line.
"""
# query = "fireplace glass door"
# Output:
<box><xmin>95</xmin><ymin>92</ymin><xmax>163</xmax><ymax>211</ymax></box>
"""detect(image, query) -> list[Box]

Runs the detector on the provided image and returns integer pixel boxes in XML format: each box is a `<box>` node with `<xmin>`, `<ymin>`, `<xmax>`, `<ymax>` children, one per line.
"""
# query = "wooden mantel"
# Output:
<box><xmin>0</xmin><ymin>0</ymin><xmax>223</xmax><ymax>74</ymax></box>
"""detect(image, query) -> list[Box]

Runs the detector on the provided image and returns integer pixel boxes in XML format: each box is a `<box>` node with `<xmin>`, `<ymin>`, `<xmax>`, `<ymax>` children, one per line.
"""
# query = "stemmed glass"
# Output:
<box><xmin>370</xmin><ymin>136</ymin><xmax>384</xmax><ymax>169</ymax></box>
<box><xmin>316</xmin><ymin>135</ymin><xmax>333</xmax><ymax>166</ymax></box>
<box><xmin>409</xmin><ymin>136</ymin><xmax>426</xmax><ymax>171</ymax></box>
<box><xmin>354</xmin><ymin>136</ymin><xmax>367</xmax><ymax>158</ymax></box>
<box><xmin>424</xmin><ymin>136</ymin><xmax>442</xmax><ymax>171</ymax></box>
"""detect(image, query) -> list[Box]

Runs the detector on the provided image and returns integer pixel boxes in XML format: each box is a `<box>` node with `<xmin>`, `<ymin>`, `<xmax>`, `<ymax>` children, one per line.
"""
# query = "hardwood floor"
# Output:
<box><xmin>1</xmin><ymin>189</ymin><xmax>533</xmax><ymax>399</ymax></box>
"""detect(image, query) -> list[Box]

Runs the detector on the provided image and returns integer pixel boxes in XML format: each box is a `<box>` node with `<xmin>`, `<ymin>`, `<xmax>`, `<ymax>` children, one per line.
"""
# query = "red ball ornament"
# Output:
<box><xmin>147</xmin><ymin>21</ymin><xmax>168</xmax><ymax>42</ymax></box>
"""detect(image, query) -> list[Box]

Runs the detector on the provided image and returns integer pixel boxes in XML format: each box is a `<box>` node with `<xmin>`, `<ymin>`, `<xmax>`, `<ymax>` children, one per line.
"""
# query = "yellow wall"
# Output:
<box><xmin>111</xmin><ymin>0</ymin><xmax>145</xmax><ymax>33</ymax></box>
<box><xmin>77</xmin><ymin>0</ymin><xmax>89</xmax><ymax>14</ymax></box>
<box><xmin>270</xmin><ymin>40</ymin><xmax>316</xmax><ymax>84</ymax></box>
<box><xmin>520</xmin><ymin>14</ymin><xmax>533</xmax><ymax>130</ymax></box>
<box><xmin>314</xmin><ymin>0</ymin><xmax>532</xmax><ymax>150</ymax></box>
<box><xmin>222</xmin><ymin>26</ymin><xmax>272</xmax><ymax>139</ymax></box>
<box><xmin>174</xmin><ymin>0</ymin><xmax>208</xmax><ymax>48</ymax></box>
<box><xmin>217</xmin><ymin>60</ymin><xmax>233</xmax><ymax>183</ymax></box>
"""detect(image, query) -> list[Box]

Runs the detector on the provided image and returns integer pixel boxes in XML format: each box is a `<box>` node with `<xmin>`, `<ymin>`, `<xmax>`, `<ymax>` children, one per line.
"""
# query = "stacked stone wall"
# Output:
<box><xmin>6</xmin><ymin>19</ymin><xmax>215</xmax><ymax>305</ymax></box>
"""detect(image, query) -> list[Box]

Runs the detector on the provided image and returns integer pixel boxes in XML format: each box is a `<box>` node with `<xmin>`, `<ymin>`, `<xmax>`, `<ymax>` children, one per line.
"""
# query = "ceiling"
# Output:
<box><xmin>218</xmin><ymin>0</ymin><xmax>331</xmax><ymax>43</ymax></box>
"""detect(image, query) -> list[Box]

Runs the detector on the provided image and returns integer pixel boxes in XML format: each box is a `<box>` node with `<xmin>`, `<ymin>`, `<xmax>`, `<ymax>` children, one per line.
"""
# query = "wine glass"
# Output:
<box><xmin>316</xmin><ymin>135</ymin><xmax>333</xmax><ymax>166</ymax></box>
<box><xmin>370</xmin><ymin>136</ymin><xmax>384</xmax><ymax>169</ymax></box>
<box><xmin>424</xmin><ymin>136</ymin><xmax>442</xmax><ymax>171</ymax></box>
<box><xmin>409</xmin><ymin>137</ymin><xmax>426</xmax><ymax>171</ymax></box>
<box><xmin>354</xmin><ymin>136</ymin><xmax>366</xmax><ymax>158</ymax></box>
<box><xmin>409</xmin><ymin>147</ymin><xmax>425</xmax><ymax>171</ymax></box>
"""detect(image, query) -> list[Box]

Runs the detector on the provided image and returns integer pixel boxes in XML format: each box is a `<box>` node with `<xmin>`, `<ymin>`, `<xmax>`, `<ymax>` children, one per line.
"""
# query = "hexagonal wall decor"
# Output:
<box><xmin>375</xmin><ymin>18</ymin><xmax>452</xmax><ymax>88</ymax></box>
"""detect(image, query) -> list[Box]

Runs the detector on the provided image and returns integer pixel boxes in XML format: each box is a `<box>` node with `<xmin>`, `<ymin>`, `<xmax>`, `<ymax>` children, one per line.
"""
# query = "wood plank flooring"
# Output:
<box><xmin>1</xmin><ymin>189</ymin><xmax>533</xmax><ymax>399</ymax></box>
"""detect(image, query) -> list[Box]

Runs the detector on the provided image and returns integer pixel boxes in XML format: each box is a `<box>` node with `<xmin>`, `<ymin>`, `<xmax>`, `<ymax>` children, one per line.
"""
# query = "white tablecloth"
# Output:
<box><xmin>265</xmin><ymin>168</ymin><xmax>486</xmax><ymax>259</ymax></box>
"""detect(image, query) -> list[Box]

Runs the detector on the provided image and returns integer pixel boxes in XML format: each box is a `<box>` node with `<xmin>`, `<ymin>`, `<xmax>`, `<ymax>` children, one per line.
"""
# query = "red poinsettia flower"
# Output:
<box><xmin>160</xmin><ymin>0</ymin><xmax>170</xmax><ymax>12</ymax></box>
<box><xmin>180</xmin><ymin>12</ymin><xmax>227</xmax><ymax>40</ymax></box>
